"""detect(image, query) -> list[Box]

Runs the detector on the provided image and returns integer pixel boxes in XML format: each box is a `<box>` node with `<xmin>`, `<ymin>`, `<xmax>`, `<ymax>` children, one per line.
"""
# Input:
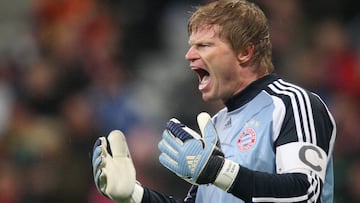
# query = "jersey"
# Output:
<box><xmin>141</xmin><ymin>73</ymin><xmax>336</xmax><ymax>203</ymax></box>
<box><xmin>196</xmin><ymin>73</ymin><xmax>336</xmax><ymax>202</ymax></box>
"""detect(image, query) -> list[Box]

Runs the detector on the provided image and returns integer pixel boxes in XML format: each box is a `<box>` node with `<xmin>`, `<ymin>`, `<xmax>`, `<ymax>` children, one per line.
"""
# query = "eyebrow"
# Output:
<box><xmin>188</xmin><ymin>34</ymin><xmax>216</xmax><ymax>45</ymax></box>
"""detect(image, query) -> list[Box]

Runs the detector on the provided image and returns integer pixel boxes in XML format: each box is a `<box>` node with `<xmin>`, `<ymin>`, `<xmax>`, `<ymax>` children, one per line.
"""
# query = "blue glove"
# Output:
<box><xmin>158</xmin><ymin>112</ymin><xmax>239</xmax><ymax>190</ymax></box>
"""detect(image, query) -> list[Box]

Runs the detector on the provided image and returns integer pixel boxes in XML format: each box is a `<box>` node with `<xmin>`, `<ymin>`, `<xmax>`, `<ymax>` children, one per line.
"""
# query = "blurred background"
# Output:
<box><xmin>0</xmin><ymin>0</ymin><xmax>358</xmax><ymax>202</ymax></box>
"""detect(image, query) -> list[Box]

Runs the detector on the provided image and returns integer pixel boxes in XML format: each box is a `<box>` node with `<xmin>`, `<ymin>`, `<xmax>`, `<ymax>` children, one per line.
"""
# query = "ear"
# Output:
<box><xmin>237</xmin><ymin>44</ymin><xmax>255</xmax><ymax>64</ymax></box>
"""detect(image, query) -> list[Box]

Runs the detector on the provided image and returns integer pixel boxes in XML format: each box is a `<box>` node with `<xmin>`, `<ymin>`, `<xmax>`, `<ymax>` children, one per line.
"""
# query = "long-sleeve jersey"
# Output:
<box><xmin>141</xmin><ymin>73</ymin><xmax>336</xmax><ymax>203</ymax></box>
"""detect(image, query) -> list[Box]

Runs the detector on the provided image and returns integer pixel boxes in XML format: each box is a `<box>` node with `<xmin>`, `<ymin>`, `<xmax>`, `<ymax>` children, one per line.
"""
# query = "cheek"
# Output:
<box><xmin>202</xmin><ymin>48</ymin><xmax>239</xmax><ymax>80</ymax></box>
<box><xmin>213</xmin><ymin>56</ymin><xmax>240</xmax><ymax>80</ymax></box>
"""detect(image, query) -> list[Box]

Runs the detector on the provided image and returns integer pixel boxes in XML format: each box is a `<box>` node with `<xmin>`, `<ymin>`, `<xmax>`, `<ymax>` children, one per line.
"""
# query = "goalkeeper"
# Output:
<box><xmin>92</xmin><ymin>0</ymin><xmax>337</xmax><ymax>202</ymax></box>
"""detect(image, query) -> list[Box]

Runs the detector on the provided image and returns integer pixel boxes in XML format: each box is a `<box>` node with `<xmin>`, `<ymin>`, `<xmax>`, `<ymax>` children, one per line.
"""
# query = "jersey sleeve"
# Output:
<box><xmin>141</xmin><ymin>185</ymin><xmax>197</xmax><ymax>203</ymax></box>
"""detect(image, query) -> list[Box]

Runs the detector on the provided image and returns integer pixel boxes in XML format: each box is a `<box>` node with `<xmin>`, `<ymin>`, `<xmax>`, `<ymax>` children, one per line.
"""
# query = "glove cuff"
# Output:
<box><xmin>119</xmin><ymin>182</ymin><xmax>144</xmax><ymax>203</ymax></box>
<box><xmin>130</xmin><ymin>182</ymin><xmax>144</xmax><ymax>203</ymax></box>
<box><xmin>196</xmin><ymin>155</ymin><xmax>224</xmax><ymax>184</ymax></box>
<box><xmin>213</xmin><ymin>159</ymin><xmax>240</xmax><ymax>191</ymax></box>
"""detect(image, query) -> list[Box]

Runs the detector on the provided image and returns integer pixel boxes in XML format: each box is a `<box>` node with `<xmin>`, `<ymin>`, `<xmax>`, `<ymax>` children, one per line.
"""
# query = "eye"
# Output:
<box><xmin>196</xmin><ymin>43</ymin><xmax>210</xmax><ymax>49</ymax></box>
<box><xmin>199</xmin><ymin>44</ymin><xmax>209</xmax><ymax>48</ymax></box>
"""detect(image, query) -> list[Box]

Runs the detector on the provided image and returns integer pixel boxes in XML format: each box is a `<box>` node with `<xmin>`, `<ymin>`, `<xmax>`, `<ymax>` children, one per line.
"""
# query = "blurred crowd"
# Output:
<box><xmin>0</xmin><ymin>0</ymin><xmax>359</xmax><ymax>202</ymax></box>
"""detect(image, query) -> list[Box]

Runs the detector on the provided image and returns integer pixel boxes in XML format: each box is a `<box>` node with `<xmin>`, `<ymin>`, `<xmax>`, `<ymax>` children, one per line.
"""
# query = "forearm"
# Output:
<box><xmin>141</xmin><ymin>187</ymin><xmax>189</xmax><ymax>203</ymax></box>
<box><xmin>228</xmin><ymin>165</ymin><xmax>311</xmax><ymax>202</ymax></box>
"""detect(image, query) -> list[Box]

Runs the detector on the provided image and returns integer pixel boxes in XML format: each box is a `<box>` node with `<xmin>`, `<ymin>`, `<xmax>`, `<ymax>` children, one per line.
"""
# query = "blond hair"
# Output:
<box><xmin>188</xmin><ymin>0</ymin><xmax>274</xmax><ymax>73</ymax></box>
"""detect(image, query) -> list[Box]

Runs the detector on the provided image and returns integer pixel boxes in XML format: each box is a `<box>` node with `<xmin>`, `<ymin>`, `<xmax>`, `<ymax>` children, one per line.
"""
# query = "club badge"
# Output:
<box><xmin>237</xmin><ymin>128</ymin><xmax>256</xmax><ymax>151</ymax></box>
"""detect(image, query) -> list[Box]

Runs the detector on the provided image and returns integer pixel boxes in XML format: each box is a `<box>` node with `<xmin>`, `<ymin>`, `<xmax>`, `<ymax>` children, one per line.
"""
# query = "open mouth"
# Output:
<box><xmin>193</xmin><ymin>68</ymin><xmax>209</xmax><ymax>82</ymax></box>
<box><xmin>192</xmin><ymin>67</ymin><xmax>210</xmax><ymax>90</ymax></box>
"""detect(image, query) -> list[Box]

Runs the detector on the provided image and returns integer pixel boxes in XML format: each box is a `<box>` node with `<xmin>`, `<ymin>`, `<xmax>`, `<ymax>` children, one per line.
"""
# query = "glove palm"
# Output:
<box><xmin>92</xmin><ymin>130</ymin><xmax>143</xmax><ymax>202</ymax></box>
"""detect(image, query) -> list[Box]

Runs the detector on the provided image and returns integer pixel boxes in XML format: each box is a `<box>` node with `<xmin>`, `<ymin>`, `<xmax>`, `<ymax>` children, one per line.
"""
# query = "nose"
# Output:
<box><xmin>185</xmin><ymin>46</ymin><xmax>198</xmax><ymax>61</ymax></box>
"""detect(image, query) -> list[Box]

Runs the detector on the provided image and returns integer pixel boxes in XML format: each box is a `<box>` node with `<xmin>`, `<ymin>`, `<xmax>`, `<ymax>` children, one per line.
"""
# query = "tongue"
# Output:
<box><xmin>199</xmin><ymin>75</ymin><xmax>210</xmax><ymax>90</ymax></box>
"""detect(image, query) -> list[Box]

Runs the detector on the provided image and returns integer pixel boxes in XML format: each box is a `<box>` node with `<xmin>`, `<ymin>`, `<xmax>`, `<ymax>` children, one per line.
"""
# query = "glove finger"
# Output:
<box><xmin>93</xmin><ymin>138</ymin><xmax>102</xmax><ymax>153</ymax></box>
<box><xmin>92</xmin><ymin>137</ymin><xmax>106</xmax><ymax>163</ymax></box>
<box><xmin>92</xmin><ymin>137</ymin><xmax>107</xmax><ymax>176</ymax></box>
<box><xmin>163</xmin><ymin>129</ymin><xmax>184</xmax><ymax>149</ymax></box>
<box><xmin>92</xmin><ymin>145</ymin><xmax>102</xmax><ymax>166</ymax></box>
<box><xmin>99</xmin><ymin>137</ymin><xmax>108</xmax><ymax>156</ymax></box>
<box><xmin>94</xmin><ymin>168</ymin><xmax>103</xmax><ymax>190</ymax></box>
<box><xmin>169</xmin><ymin>118</ymin><xmax>181</xmax><ymax>124</ymax></box>
<box><xmin>197</xmin><ymin>112</ymin><xmax>211</xmax><ymax>136</ymax></box>
<box><xmin>166</xmin><ymin>121</ymin><xmax>193</xmax><ymax>142</ymax></box>
<box><xmin>197</xmin><ymin>112</ymin><xmax>218</xmax><ymax>144</ymax></box>
<box><xmin>158</xmin><ymin>138</ymin><xmax>179</xmax><ymax>163</ymax></box>
<box><xmin>107</xmin><ymin>130</ymin><xmax>129</xmax><ymax>158</ymax></box>
<box><xmin>167</xmin><ymin>119</ymin><xmax>202</xmax><ymax>140</ymax></box>
<box><xmin>92</xmin><ymin>149</ymin><xmax>103</xmax><ymax>175</ymax></box>
<box><xmin>159</xmin><ymin>153</ymin><xmax>179</xmax><ymax>175</ymax></box>
<box><xmin>159</xmin><ymin>153</ymin><xmax>194</xmax><ymax>182</ymax></box>
<box><xmin>97</xmin><ymin>168</ymin><xmax>108</xmax><ymax>193</ymax></box>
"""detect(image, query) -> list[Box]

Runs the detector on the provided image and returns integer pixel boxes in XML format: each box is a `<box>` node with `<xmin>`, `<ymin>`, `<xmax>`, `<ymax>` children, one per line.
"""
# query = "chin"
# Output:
<box><xmin>201</xmin><ymin>94</ymin><xmax>216</xmax><ymax>102</ymax></box>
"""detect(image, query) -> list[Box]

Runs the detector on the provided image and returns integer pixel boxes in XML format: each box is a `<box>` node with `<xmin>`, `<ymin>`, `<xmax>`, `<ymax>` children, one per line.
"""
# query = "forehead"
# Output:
<box><xmin>188</xmin><ymin>25</ymin><xmax>221</xmax><ymax>44</ymax></box>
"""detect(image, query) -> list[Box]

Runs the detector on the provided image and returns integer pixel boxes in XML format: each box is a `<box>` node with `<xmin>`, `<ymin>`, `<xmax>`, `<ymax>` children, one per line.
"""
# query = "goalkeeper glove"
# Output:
<box><xmin>92</xmin><ymin>130</ymin><xmax>144</xmax><ymax>203</ymax></box>
<box><xmin>158</xmin><ymin>112</ymin><xmax>240</xmax><ymax>191</ymax></box>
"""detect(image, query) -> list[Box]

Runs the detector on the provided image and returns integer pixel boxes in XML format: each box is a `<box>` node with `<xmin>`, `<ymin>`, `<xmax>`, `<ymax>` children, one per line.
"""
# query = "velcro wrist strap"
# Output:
<box><xmin>119</xmin><ymin>182</ymin><xmax>143</xmax><ymax>203</ymax></box>
<box><xmin>129</xmin><ymin>182</ymin><xmax>144</xmax><ymax>203</ymax></box>
<box><xmin>213</xmin><ymin>159</ymin><xmax>240</xmax><ymax>191</ymax></box>
<box><xmin>196</xmin><ymin>155</ymin><xmax>224</xmax><ymax>184</ymax></box>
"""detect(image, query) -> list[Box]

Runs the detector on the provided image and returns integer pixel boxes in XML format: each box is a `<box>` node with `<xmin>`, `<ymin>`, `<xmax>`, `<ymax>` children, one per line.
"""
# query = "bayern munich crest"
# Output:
<box><xmin>237</xmin><ymin>128</ymin><xmax>256</xmax><ymax>151</ymax></box>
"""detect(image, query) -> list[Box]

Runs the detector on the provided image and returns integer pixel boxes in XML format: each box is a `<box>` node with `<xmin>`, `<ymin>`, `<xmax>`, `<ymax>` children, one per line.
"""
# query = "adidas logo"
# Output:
<box><xmin>186</xmin><ymin>155</ymin><xmax>202</xmax><ymax>173</ymax></box>
<box><xmin>224</xmin><ymin>118</ymin><xmax>231</xmax><ymax>129</ymax></box>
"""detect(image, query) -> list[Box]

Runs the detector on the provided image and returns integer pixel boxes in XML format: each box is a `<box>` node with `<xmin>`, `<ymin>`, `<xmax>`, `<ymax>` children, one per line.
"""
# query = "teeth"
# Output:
<box><xmin>199</xmin><ymin>75</ymin><xmax>210</xmax><ymax>90</ymax></box>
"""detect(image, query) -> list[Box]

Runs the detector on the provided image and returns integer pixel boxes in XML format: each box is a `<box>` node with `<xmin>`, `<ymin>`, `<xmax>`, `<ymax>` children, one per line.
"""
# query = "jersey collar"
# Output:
<box><xmin>225</xmin><ymin>73</ymin><xmax>279</xmax><ymax>112</ymax></box>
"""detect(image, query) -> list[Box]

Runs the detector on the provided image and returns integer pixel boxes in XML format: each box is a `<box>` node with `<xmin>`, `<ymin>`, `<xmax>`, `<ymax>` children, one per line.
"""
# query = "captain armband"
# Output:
<box><xmin>276</xmin><ymin>142</ymin><xmax>328</xmax><ymax>182</ymax></box>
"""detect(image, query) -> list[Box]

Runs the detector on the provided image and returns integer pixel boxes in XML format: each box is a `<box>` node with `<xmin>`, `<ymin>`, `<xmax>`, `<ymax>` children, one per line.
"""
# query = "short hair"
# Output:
<box><xmin>188</xmin><ymin>0</ymin><xmax>274</xmax><ymax>73</ymax></box>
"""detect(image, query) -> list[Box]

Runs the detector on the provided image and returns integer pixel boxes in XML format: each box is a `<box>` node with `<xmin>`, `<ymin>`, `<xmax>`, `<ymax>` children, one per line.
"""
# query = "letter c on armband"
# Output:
<box><xmin>299</xmin><ymin>145</ymin><xmax>322</xmax><ymax>172</ymax></box>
